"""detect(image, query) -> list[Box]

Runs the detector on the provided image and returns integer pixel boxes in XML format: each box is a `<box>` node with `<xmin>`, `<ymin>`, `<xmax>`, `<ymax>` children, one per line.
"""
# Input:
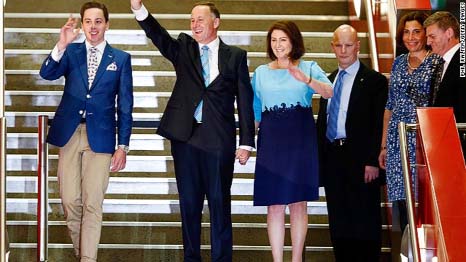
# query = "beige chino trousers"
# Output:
<box><xmin>58</xmin><ymin>124</ymin><xmax>112</xmax><ymax>262</ymax></box>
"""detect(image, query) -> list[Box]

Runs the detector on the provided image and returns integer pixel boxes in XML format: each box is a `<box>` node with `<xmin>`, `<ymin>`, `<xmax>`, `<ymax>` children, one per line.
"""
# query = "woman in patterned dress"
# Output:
<box><xmin>252</xmin><ymin>21</ymin><xmax>332</xmax><ymax>261</ymax></box>
<box><xmin>378</xmin><ymin>11</ymin><xmax>443</xmax><ymax>231</ymax></box>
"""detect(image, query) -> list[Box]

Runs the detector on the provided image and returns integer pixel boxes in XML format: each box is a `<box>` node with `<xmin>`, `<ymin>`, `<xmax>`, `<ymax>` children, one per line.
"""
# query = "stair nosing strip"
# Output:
<box><xmin>4</xmin><ymin>28</ymin><xmax>391</xmax><ymax>38</ymax></box>
<box><xmin>8</xmin><ymin>243</ymin><xmax>356</xmax><ymax>251</ymax></box>
<box><xmin>7</xmin><ymin>220</ymin><xmax>333</xmax><ymax>228</ymax></box>
<box><xmin>5</xmin><ymin>13</ymin><xmax>353</xmax><ymax>21</ymax></box>
<box><xmin>4</xmin><ymin>49</ymin><xmax>394</xmax><ymax>59</ymax></box>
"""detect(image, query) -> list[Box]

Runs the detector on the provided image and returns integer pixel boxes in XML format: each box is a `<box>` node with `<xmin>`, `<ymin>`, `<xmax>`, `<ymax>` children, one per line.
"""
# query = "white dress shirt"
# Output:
<box><xmin>132</xmin><ymin>4</ymin><xmax>253</xmax><ymax>151</ymax></box>
<box><xmin>51</xmin><ymin>40</ymin><xmax>106</xmax><ymax>65</ymax></box>
<box><xmin>441</xmin><ymin>43</ymin><xmax>460</xmax><ymax>80</ymax></box>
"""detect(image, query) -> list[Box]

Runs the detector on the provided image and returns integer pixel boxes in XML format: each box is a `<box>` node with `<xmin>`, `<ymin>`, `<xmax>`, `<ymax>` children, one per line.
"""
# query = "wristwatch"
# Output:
<box><xmin>118</xmin><ymin>145</ymin><xmax>130</xmax><ymax>154</ymax></box>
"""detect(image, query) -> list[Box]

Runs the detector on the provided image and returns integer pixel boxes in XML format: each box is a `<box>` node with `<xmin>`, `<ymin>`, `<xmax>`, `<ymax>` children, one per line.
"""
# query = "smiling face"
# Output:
<box><xmin>426</xmin><ymin>23</ymin><xmax>453</xmax><ymax>56</ymax></box>
<box><xmin>82</xmin><ymin>7</ymin><xmax>109</xmax><ymax>46</ymax></box>
<box><xmin>402</xmin><ymin>20</ymin><xmax>426</xmax><ymax>53</ymax></box>
<box><xmin>190</xmin><ymin>5</ymin><xmax>219</xmax><ymax>44</ymax></box>
<box><xmin>270</xmin><ymin>29</ymin><xmax>292</xmax><ymax>60</ymax></box>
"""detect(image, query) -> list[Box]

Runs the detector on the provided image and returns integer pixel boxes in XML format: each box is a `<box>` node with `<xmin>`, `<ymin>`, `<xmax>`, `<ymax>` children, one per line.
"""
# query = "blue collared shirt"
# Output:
<box><xmin>327</xmin><ymin>59</ymin><xmax>360</xmax><ymax>139</ymax></box>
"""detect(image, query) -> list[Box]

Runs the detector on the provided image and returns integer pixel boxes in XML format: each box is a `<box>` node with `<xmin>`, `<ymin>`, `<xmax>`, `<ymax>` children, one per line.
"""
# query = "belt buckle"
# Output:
<box><xmin>335</xmin><ymin>138</ymin><xmax>346</xmax><ymax>146</ymax></box>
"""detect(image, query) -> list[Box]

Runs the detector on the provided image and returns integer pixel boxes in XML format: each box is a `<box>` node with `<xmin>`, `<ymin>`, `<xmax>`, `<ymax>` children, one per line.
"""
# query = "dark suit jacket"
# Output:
<box><xmin>316</xmin><ymin>61</ymin><xmax>388</xmax><ymax>242</ymax></box>
<box><xmin>434</xmin><ymin>49</ymin><xmax>466</xmax><ymax>123</ymax></box>
<box><xmin>138</xmin><ymin>15</ymin><xmax>255</xmax><ymax>150</ymax></box>
<box><xmin>435</xmin><ymin>48</ymin><xmax>466</xmax><ymax>158</ymax></box>
<box><xmin>317</xmin><ymin>62</ymin><xmax>388</xmax><ymax>181</ymax></box>
<box><xmin>39</xmin><ymin>42</ymin><xmax>134</xmax><ymax>154</ymax></box>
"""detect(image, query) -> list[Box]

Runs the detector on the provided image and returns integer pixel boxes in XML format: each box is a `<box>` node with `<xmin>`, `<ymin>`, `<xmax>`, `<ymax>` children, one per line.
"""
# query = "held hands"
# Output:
<box><xmin>364</xmin><ymin>165</ymin><xmax>379</xmax><ymax>184</ymax></box>
<box><xmin>57</xmin><ymin>15</ymin><xmax>80</xmax><ymax>51</ymax></box>
<box><xmin>130</xmin><ymin>0</ymin><xmax>143</xmax><ymax>10</ymax></box>
<box><xmin>235</xmin><ymin>148</ymin><xmax>251</xmax><ymax>165</ymax></box>
<box><xmin>110</xmin><ymin>148</ymin><xmax>127</xmax><ymax>172</ymax></box>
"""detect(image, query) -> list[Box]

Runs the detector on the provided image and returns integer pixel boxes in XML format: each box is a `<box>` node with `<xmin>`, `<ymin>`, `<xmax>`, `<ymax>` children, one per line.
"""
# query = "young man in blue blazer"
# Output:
<box><xmin>39</xmin><ymin>2</ymin><xmax>133</xmax><ymax>261</ymax></box>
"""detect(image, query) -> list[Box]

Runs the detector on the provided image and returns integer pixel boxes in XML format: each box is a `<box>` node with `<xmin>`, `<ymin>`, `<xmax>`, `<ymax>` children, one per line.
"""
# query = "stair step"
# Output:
<box><xmin>7</xmin><ymin>244</ymin><xmax>392</xmax><ymax>262</ymax></box>
<box><xmin>5</xmin><ymin>71</ymin><xmax>178</xmax><ymax>92</ymax></box>
<box><xmin>5</xmin><ymin>52</ymin><xmax>345</xmax><ymax>71</ymax></box>
<box><xmin>5</xmin><ymin>198</ymin><xmax>329</xmax><ymax>216</ymax></box>
<box><xmin>4</xmin><ymin>30</ymin><xmax>392</xmax><ymax>54</ymax></box>
<box><xmin>7</xmin><ymin>176</ymin><xmax>318</xmax><ymax>197</ymax></box>
<box><xmin>7</xmin><ymin>221</ymin><xmax>333</xmax><ymax>245</ymax></box>
<box><xmin>4</xmin><ymin>91</ymin><xmax>322</xmax><ymax>115</ymax></box>
<box><xmin>5</xmin><ymin>13</ymin><xmax>350</xmax><ymax>31</ymax></box>
<box><xmin>7</xmin><ymin>220</ymin><xmax>392</xmax><ymax>246</ymax></box>
<box><xmin>5</xmin><ymin>0</ymin><xmax>349</xmax><ymax>15</ymax></box>
<box><xmin>5</xmin><ymin>154</ymin><xmax>200</xmax><ymax>173</ymax></box>
<box><xmin>5</xmin><ymin>213</ymin><xmax>330</xmax><ymax>224</ymax></box>
<box><xmin>5</xmin><ymin>244</ymin><xmax>339</xmax><ymax>262</ymax></box>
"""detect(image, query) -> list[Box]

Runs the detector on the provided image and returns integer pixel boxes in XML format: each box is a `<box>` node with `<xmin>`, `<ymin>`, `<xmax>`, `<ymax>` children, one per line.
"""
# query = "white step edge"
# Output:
<box><xmin>4</xmin><ymin>28</ymin><xmax>391</xmax><ymax>38</ymax></box>
<box><xmin>8</xmin><ymin>243</ymin><xmax>391</xmax><ymax>253</ymax></box>
<box><xmin>6</xmin><ymin>220</ymin><xmax>391</xmax><ymax>230</ymax></box>
<box><xmin>8</xmin><ymin>176</ymin><xmax>326</xmax><ymax>197</ymax></box>
<box><xmin>6</xmin><ymin>220</ymin><xmax>331</xmax><ymax>228</ymax></box>
<box><xmin>5</xmin><ymin>13</ymin><xmax>356</xmax><ymax>21</ymax></box>
<box><xmin>8</xmin><ymin>243</ymin><xmax>338</xmax><ymax>251</ymax></box>
<box><xmin>6</xmin><ymin>198</ymin><xmax>329</xmax><ymax>215</ymax></box>
<box><xmin>4</xmin><ymin>49</ymin><xmax>394</xmax><ymax>59</ymax></box>
<box><xmin>6</xmin><ymin>153</ymin><xmax>256</xmax><ymax>173</ymax></box>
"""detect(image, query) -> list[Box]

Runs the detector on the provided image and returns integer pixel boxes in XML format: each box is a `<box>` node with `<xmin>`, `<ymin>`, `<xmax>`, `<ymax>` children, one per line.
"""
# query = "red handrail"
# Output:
<box><xmin>416</xmin><ymin>108</ymin><xmax>466</xmax><ymax>261</ymax></box>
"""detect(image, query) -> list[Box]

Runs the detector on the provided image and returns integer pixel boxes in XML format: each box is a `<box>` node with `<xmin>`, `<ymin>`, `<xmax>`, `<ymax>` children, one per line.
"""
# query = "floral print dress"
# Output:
<box><xmin>385</xmin><ymin>53</ymin><xmax>443</xmax><ymax>202</ymax></box>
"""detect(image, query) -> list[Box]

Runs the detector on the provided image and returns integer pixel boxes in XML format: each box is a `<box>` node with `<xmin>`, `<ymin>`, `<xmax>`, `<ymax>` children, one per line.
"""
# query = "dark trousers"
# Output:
<box><xmin>333</xmin><ymin>238</ymin><xmax>381</xmax><ymax>262</ymax></box>
<box><xmin>171</xmin><ymin>136</ymin><xmax>235</xmax><ymax>262</ymax></box>
<box><xmin>322</xmin><ymin>140</ymin><xmax>382</xmax><ymax>262</ymax></box>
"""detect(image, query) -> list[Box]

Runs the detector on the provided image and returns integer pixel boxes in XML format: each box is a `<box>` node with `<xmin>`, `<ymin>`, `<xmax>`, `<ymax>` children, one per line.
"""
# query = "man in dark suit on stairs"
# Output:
<box><xmin>130</xmin><ymin>1</ymin><xmax>255</xmax><ymax>261</ymax></box>
<box><xmin>425</xmin><ymin>11</ymin><xmax>466</xmax><ymax>160</ymax></box>
<box><xmin>317</xmin><ymin>24</ymin><xmax>388</xmax><ymax>261</ymax></box>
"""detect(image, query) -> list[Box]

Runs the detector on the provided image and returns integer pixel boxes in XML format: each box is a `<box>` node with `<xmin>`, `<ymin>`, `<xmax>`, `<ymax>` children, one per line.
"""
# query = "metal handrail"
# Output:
<box><xmin>1</xmin><ymin>0</ymin><xmax>6</xmax><ymax>261</ymax></box>
<box><xmin>37</xmin><ymin>115</ymin><xmax>48</xmax><ymax>262</ymax></box>
<box><xmin>1</xmin><ymin>119</ymin><xmax>7</xmax><ymax>262</ymax></box>
<box><xmin>364</xmin><ymin>0</ymin><xmax>380</xmax><ymax>71</ymax></box>
<box><xmin>398</xmin><ymin>122</ymin><xmax>421</xmax><ymax>262</ymax></box>
<box><xmin>387</xmin><ymin>0</ymin><xmax>398</xmax><ymax>58</ymax></box>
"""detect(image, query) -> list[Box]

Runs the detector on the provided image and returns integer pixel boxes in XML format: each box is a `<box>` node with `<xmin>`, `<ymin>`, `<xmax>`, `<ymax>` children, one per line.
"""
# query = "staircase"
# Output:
<box><xmin>4</xmin><ymin>0</ymin><xmax>393</xmax><ymax>261</ymax></box>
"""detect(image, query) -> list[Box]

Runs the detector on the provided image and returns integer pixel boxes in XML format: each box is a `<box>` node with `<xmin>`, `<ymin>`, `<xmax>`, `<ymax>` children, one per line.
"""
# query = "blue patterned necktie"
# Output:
<box><xmin>326</xmin><ymin>70</ymin><xmax>347</xmax><ymax>142</ymax></box>
<box><xmin>88</xmin><ymin>46</ymin><xmax>98</xmax><ymax>88</ymax></box>
<box><xmin>201</xmin><ymin>45</ymin><xmax>210</xmax><ymax>86</ymax></box>
<box><xmin>194</xmin><ymin>45</ymin><xmax>210</xmax><ymax>122</ymax></box>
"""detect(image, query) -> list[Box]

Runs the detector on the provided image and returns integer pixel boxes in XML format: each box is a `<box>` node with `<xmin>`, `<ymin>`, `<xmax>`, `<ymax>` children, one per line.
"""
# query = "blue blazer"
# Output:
<box><xmin>39</xmin><ymin>42</ymin><xmax>134</xmax><ymax>154</ymax></box>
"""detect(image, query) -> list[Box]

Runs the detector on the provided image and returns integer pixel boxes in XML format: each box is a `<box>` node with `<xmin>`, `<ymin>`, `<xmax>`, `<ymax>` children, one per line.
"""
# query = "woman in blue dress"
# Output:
<box><xmin>378</xmin><ymin>11</ymin><xmax>443</xmax><ymax>231</ymax></box>
<box><xmin>252</xmin><ymin>20</ymin><xmax>333</xmax><ymax>261</ymax></box>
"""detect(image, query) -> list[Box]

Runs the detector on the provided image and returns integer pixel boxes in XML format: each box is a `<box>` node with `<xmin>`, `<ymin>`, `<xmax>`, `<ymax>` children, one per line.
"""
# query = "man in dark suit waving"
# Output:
<box><xmin>39</xmin><ymin>2</ymin><xmax>133</xmax><ymax>261</ymax></box>
<box><xmin>316</xmin><ymin>24</ymin><xmax>388</xmax><ymax>261</ymax></box>
<box><xmin>425</xmin><ymin>11</ymin><xmax>466</xmax><ymax>159</ymax></box>
<box><xmin>131</xmin><ymin>1</ymin><xmax>255</xmax><ymax>261</ymax></box>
